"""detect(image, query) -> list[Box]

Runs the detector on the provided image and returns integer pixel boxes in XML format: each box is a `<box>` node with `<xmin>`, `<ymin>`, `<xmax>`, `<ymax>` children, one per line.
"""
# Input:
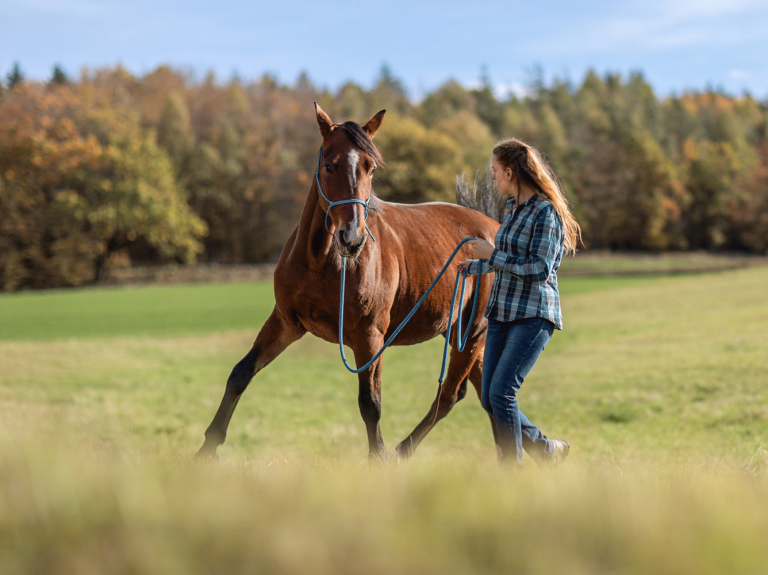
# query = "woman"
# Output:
<box><xmin>461</xmin><ymin>138</ymin><xmax>581</xmax><ymax>466</ymax></box>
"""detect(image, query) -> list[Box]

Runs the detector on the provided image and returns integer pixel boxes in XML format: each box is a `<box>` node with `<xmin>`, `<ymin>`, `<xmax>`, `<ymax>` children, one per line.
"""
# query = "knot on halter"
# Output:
<box><xmin>314</xmin><ymin>148</ymin><xmax>376</xmax><ymax>242</ymax></box>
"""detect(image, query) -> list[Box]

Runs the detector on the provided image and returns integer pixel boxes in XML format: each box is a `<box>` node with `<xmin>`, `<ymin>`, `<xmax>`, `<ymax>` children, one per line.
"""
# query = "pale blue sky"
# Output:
<box><xmin>2</xmin><ymin>0</ymin><xmax>768</xmax><ymax>99</ymax></box>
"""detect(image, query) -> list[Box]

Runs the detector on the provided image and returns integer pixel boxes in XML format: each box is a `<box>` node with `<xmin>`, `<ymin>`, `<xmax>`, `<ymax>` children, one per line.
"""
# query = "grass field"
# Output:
<box><xmin>1</xmin><ymin>259</ymin><xmax>768</xmax><ymax>574</ymax></box>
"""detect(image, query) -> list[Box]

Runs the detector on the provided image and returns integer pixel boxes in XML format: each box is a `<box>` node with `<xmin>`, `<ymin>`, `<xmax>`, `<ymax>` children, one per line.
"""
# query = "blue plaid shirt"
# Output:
<box><xmin>467</xmin><ymin>194</ymin><xmax>564</xmax><ymax>330</ymax></box>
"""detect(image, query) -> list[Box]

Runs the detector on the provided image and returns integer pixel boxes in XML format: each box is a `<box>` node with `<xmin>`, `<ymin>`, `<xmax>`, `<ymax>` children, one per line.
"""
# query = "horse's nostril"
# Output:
<box><xmin>337</xmin><ymin>229</ymin><xmax>365</xmax><ymax>255</ymax></box>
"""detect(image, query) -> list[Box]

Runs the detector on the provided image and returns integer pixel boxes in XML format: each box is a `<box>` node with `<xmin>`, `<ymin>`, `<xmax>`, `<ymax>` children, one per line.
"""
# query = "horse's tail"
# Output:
<box><xmin>456</xmin><ymin>170</ymin><xmax>506</xmax><ymax>223</ymax></box>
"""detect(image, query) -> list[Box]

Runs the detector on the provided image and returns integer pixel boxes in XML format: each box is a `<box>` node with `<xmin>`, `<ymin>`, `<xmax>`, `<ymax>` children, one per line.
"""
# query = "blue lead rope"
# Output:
<box><xmin>337</xmin><ymin>237</ymin><xmax>481</xmax><ymax>383</ymax></box>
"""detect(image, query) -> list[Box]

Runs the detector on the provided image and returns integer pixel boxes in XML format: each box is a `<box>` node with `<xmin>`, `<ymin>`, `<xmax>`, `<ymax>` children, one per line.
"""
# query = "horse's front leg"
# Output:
<box><xmin>197</xmin><ymin>306</ymin><xmax>305</xmax><ymax>458</ymax></box>
<box><xmin>352</xmin><ymin>339</ymin><xmax>387</xmax><ymax>461</ymax></box>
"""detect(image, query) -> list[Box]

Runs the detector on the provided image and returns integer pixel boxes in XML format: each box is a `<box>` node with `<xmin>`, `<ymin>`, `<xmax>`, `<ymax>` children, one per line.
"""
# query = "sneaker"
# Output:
<box><xmin>550</xmin><ymin>439</ymin><xmax>570</xmax><ymax>465</ymax></box>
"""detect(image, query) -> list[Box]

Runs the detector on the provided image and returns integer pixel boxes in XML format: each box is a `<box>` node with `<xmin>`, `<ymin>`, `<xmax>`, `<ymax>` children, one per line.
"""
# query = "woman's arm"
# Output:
<box><xmin>487</xmin><ymin>206</ymin><xmax>563</xmax><ymax>284</ymax></box>
<box><xmin>462</xmin><ymin>258</ymin><xmax>493</xmax><ymax>275</ymax></box>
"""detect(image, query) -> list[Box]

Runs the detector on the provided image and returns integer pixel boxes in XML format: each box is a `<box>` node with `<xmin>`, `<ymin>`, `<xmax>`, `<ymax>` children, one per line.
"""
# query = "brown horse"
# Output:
<box><xmin>197</xmin><ymin>104</ymin><xmax>501</xmax><ymax>461</ymax></box>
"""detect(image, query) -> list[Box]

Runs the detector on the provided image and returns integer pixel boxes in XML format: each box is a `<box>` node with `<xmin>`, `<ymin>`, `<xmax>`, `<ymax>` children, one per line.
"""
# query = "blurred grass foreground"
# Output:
<box><xmin>1</xmin><ymin>259</ymin><xmax>768</xmax><ymax>574</ymax></box>
<box><xmin>3</xmin><ymin>443</ymin><xmax>768</xmax><ymax>575</ymax></box>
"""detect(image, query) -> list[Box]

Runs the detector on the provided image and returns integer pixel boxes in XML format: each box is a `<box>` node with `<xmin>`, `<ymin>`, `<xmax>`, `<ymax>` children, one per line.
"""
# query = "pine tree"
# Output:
<box><xmin>50</xmin><ymin>64</ymin><xmax>70</xmax><ymax>85</ymax></box>
<box><xmin>6</xmin><ymin>62</ymin><xmax>24</xmax><ymax>88</ymax></box>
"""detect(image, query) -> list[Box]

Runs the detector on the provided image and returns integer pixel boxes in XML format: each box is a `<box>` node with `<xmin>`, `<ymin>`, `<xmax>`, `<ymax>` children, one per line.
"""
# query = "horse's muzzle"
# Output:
<box><xmin>336</xmin><ymin>228</ymin><xmax>367</xmax><ymax>258</ymax></box>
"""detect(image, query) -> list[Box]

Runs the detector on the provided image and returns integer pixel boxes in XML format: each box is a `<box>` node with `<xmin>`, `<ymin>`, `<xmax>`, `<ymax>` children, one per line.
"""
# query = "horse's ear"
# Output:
<box><xmin>363</xmin><ymin>110</ymin><xmax>386</xmax><ymax>139</ymax></box>
<box><xmin>315</xmin><ymin>102</ymin><xmax>333</xmax><ymax>139</ymax></box>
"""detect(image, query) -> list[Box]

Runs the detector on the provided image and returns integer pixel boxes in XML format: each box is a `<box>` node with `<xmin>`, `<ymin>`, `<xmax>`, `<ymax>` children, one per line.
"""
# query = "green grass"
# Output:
<box><xmin>559</xmin><ymin>250</ymin><xmax>768</xmax><ymax>276</ymax></box>
<box><xmin>0</xmin><ymin>275</ymin><xmax>660</xmax><ymax>341</ymax></box>
<box><xmin>2</xmin><ymin>263</ymin><xmax>768</xmax><ymax>574</ymax></box>
<box><xmin>0</xmin><ymin>282</ymin><xmax>276</xmax><ymax>341</ymax></box>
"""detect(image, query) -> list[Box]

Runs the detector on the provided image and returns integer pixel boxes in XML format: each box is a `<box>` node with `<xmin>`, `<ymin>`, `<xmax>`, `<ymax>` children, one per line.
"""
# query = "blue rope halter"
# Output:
<box><xmin>314</xmin><ymin>147</ymin><xmax>376</xmax><ymax>242</ymax></box>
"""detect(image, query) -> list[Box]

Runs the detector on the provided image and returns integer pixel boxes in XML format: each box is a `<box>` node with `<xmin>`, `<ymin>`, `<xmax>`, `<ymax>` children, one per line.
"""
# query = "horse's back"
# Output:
<box><xmin>377</xmin><ymin>201</ymin><xmax>499</xmax><ymax>245</ymax></box>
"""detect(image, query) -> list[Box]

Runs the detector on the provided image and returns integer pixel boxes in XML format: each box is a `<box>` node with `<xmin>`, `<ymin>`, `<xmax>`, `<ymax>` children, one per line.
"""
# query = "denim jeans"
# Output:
<box><xmin>482</xmin><ymin>317</ymin><xmax>555</xmax><ymax>466</ymax></box>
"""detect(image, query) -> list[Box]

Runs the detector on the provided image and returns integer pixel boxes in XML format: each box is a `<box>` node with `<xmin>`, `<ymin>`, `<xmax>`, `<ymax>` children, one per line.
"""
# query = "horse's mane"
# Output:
<box><xmin>339</xmin><ymin>121</ymin><xmax>385</xmax><ymax>212</ymax></box>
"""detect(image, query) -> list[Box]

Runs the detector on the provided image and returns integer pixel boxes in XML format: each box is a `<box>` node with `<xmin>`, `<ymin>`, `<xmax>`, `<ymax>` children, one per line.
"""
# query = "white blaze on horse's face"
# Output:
<box><xmin>333</xmin><ymin>148</ymin><xmax>369</xmax><ymax>257</ymax></box>
<box><xmin>344</xmin><ymin>150</ymin><xmax>364</xmax><ymax>239</ymax></box>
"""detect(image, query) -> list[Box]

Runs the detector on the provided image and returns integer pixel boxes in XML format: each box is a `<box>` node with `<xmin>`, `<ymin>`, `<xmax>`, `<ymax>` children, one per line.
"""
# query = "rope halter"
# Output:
<box><xmin>314</xmin><ymin>147</ymin><xmax>377</xmax><ymax>242</ymax></box>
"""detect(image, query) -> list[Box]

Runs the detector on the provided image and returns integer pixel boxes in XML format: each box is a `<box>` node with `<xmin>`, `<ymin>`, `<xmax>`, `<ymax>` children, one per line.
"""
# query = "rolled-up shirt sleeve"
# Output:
<box><xmin>487</xmin><ymin>207</ymin><xmax>562</xmax><ymax>285</ymax></box>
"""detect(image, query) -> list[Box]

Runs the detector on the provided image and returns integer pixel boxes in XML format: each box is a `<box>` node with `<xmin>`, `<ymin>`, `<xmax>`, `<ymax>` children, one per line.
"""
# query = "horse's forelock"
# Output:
<box><xmin>340</xmin><ymin>121</ymin><xmax>385</xmax><ymax>168</ymax></box>
<box><xmin>329</xmin><ymin>121</ymin><xmax>382</xmax><ymax>213</ymax></box>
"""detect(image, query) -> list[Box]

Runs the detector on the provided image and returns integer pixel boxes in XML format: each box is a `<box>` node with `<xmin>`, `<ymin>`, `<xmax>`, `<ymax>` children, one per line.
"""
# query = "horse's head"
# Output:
<box><xmin>314</xmin><ymin>103</ymin><xmax>385</xmax><ymax>258</ymax></box>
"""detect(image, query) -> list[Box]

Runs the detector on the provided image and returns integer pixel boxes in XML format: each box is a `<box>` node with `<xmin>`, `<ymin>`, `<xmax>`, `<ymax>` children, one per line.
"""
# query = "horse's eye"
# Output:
<box><xmin>324</xmin><ymin>164</ymin><xmax>332</xmax><ymax>173</ymax></box>
<box><xmin>371</xmin><ymin>166</ymin><xmax>377</xmax><ymax>174</ymax></box>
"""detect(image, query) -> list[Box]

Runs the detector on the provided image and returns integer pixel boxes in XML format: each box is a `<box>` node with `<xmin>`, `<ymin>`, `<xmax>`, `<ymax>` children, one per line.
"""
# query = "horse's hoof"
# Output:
<box><xmin>367</xmin><ymin>451</ymin><xmax>389</xmax><ymax>465</ymax></box>
<box><xmin>393</xmin><ymin>442</ymin><xmax>413</xmax><ymax>461</ymax></box>
<box><xmin>195</xmin><ymin>444</ymin><xmax>219</xmax><ymax>461</ymax></box>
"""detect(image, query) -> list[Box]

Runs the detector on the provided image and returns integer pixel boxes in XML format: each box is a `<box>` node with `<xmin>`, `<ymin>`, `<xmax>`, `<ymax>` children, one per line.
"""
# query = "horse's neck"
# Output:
<box><xmin>295</xmin><ymin>181</ymin><xmax>337</xmax><ymax>270</ymax></box>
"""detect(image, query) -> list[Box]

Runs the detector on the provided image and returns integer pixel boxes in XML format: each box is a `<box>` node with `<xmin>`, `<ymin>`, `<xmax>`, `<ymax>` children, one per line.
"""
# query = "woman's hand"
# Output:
<box><xmin>466</xmin><ymin>238</ymin><xmax>494</xmax><ymax>260</ymax></box>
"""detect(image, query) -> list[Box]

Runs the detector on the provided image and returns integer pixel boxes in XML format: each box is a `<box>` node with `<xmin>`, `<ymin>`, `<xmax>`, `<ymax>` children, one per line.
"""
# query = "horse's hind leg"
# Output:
<box><xmin>467</xmin><ymin>356</ymin><xmax>501</xmax><ymax>456</ymax></box>
<box><xmin>394</xmin><ymin>343</ymin><xmax>481</xmax><ymax>460</ymax></box>
<box><xmin>197</xmin><ymin>306</ymin><xmax>305</xmax><ymax>458</ymax></box>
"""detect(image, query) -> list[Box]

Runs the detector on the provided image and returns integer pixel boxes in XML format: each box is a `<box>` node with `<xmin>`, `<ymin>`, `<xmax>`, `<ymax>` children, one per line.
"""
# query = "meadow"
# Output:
<box><xmin>1</xmin><ymin>258</ymin><xmax>768</xmax><ymax>574</ymax></box>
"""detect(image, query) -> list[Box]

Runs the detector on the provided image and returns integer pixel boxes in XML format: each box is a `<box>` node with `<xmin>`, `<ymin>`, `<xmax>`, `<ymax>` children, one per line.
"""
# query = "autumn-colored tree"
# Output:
<box><xmin>681</xmin><ymin>138</ymin><xmax>758</xmax><ymax>249</ymax></box>
<box><xmin>723</xmin><ymin>141</ymin><xmax>768</xmax><ymax>253</ymax></box>
<box><xmin>418</xmin><ymin>79</ymin><xmax>473</xmax><ymax>128</ymax></box>
<box><xmin>577</xmin><ymin>128</ymin><xmax>685</xmax><ymax>250</ymax></box>
<box><xmin>157</xmin><ymin>92</ymin><xmax>195</xmax><ymax>172</ymax></box>
<box><xmin>134</xmin><ymin>66</ymin><xmax>191</xmax><ymax>127</ymax></box>
<box><xmin>375</xmin><ymin>114</ymin><xmax>464</xmax><ymax>203</ymax></box>
<box><xmin>4</xmin><ymin>62</ymin><xmax>768</xmax><ymax>292</ymax></box>
<box><xmin>0</xmin><ymin>83</ymin><xmax>206</xmax><ymax>290</ymax></box>
<box><xmin>432</xmin><ymin>109</ymin><xmax>496</xmax><ymax>175</ymax></box>
<box><xmin>179</xmin><ymin>74</ymin><xmax>313</xmax><ymax>264</ymax></box>
<box><xmin>328</xmin><ymin>81</ymin><xmax>370</xmax><ymax>122</ymax></box>
<box><xmin>0</xmin><ymin>84</ymin><xmax>103</xmax><ymax>289</ymax></box>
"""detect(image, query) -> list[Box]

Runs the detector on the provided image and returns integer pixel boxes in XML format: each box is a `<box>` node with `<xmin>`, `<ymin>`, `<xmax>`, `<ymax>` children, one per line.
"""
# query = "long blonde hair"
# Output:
<box><xmin>493</xmin><ymin>138</ymin><xmax>582</xmax><ymax>255</ymax></box>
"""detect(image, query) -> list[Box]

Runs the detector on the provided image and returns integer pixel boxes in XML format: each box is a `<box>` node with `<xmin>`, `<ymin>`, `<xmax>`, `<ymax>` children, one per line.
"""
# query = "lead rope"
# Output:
<box><xmin>336</xmin><ymin>237</ymin><xmax>481</xmax><ymax>383</ymax></box>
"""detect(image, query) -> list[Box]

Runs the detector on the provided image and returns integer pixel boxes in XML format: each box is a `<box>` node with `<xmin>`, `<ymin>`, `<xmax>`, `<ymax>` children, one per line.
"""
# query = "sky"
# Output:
<box><xmin>2</xmin><ymin>0</ymin><xmax>768</xmax><ymax>100</ymax></box>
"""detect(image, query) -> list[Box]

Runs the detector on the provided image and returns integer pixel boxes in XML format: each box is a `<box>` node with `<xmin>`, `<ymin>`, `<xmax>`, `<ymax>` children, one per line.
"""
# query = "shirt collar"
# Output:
<box><xmin>507</xmin><ymin>194</ymin><xmax>539</xmax><ymax>209</ymax></box>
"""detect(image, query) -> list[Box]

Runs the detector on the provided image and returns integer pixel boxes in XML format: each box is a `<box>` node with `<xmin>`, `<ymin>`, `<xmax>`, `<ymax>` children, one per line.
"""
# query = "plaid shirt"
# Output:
<box><xmin>467</xmin><ymin>194</ymin><xmax>564</xmax><ymax>329</ymax></box>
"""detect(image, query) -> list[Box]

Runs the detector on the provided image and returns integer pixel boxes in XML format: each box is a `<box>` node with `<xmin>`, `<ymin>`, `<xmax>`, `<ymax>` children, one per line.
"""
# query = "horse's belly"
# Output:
<box><xmin>295</xmin><ymin>306</ymin><xmax>341</xmax><ymax>345</ymax></box>
<box><xmin>386</xmin><ymin>306</ymin><xmax>450</xmax><ymax>346</ymax></box>
<box><xmin>292</xmin><ymin>295</ymin><xmax>445</xmax><ymax>348</ymax></box>
<box><xmin>390</xmin><ymin>330</ymin><xmax>440</xmax><ymax>346</ymax></box>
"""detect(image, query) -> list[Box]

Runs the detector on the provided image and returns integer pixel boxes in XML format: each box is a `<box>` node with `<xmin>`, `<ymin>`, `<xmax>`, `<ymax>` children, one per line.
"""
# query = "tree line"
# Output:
<box><xmin>1</xmin><ymin>63</ymin><xmax>767</xmax><ymax>291</ymax></box>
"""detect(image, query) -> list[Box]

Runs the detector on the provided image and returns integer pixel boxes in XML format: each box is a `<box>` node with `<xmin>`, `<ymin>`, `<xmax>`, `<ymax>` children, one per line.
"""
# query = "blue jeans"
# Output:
<box><xmin>482</xmin><ymin>317</ymin><xmax>555</xmax><ymax>466</ymax></box>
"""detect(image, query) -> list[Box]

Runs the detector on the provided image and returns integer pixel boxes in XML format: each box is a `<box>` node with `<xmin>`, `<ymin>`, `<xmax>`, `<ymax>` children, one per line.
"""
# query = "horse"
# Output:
<box><xmin>197</xmin><ymin>104</ymin><xmax>501</xmax><ymax>461</ymax></box>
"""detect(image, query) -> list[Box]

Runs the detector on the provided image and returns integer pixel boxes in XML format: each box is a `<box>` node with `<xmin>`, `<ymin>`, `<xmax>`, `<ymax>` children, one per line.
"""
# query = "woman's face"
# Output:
<box><xmin>491</xmin><ymin>156</ymin><xmax>515</xmax><ymax>196</ymax></box>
